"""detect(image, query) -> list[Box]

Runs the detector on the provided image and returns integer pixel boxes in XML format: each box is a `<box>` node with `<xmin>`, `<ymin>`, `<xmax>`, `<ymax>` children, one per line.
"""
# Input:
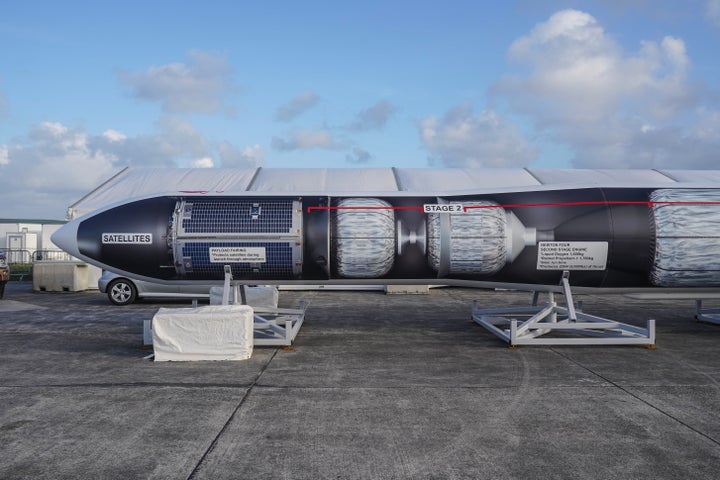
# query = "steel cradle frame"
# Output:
<box><xmin>472</xmin><ymin>271</ymin><xmax>656</xmax><ymax>347</ymax></box>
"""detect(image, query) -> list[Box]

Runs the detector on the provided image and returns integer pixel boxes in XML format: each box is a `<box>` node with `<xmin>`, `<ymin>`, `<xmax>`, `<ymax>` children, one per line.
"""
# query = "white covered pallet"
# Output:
<box><xmin>152</xmin><ymin>305</ymin><xmax>253</xmax><ymax>361</ymax></box>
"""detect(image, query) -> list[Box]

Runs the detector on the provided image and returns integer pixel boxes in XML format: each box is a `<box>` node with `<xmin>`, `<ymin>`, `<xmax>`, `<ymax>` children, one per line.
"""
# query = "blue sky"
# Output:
<box><xmin>2</xmin><ymin>0</ymin><xmax>720</xmax><ymax>219</ymax></box>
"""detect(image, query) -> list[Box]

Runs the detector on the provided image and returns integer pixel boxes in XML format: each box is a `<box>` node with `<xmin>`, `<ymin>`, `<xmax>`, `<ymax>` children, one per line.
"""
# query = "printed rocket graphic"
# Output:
<box><xmin>52</xmin><ymin>187</ymin><xmax>720</xmax><ymax>290</ymax></box>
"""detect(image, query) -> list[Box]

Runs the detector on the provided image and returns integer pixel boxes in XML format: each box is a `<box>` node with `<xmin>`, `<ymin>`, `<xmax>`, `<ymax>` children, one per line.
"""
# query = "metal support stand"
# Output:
<box><xmin>222</xmin><ymin>266</ymin><xmax>307</xmax><ymax>346</ymax></box>
<box><xmin>472</xmin><ymin>271</ymin><xmax>656</xmax><ymax>347</ymax></box>
<box><xmin>695</xmin><ymin>300</ymin><xmax>720</xmax><ymax>325</ymax></box>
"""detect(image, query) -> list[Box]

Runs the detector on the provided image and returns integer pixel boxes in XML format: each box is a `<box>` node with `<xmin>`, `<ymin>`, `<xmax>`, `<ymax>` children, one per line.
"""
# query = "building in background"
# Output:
<box><xmin>0</xmin><ymin>219</ymin><xmax>66</xmax><ymax>263</ymax></box>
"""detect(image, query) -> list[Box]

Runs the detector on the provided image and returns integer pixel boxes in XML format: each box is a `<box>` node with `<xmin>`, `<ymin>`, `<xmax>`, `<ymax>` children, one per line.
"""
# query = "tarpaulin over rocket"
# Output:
<box><xmin>52</xmin><ymin>168</ymin><xmax>720</xmax><ymax>292</ymax></box>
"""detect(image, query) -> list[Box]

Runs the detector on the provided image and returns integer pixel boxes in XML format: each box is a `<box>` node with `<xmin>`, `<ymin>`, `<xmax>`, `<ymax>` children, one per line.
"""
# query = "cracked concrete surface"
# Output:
<box><xmin>1</xmin><ymin>282</ymin><xmax>720</xmax><ymax>479</ymax></box>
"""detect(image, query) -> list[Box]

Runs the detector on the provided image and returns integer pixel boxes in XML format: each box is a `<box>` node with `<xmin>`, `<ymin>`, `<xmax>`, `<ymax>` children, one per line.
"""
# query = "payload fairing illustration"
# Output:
<box><xmin>52</xmin><ymin>171</ymin><xmax>720</xmax><ymax>292</ymax></box>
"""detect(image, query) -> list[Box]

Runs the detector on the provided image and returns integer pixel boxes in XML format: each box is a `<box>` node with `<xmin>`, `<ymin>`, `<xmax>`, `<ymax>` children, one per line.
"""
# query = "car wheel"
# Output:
<box><xmin>107</xmin><ymin>278</ymin><xmax>137</xmax><ymax>306</ymax></box>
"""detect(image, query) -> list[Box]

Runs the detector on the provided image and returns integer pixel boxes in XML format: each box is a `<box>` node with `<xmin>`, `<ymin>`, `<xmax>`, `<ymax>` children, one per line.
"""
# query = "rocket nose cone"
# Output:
<box><xmin>51</xmin><ymin>220</ymin><xmax>81</xmax><ymax>258</ymax></box>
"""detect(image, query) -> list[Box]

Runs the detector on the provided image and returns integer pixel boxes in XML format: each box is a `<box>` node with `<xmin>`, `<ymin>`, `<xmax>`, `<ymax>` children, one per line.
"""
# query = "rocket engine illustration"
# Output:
<box><xmin>426</xmin><ymin>201</ymin><xmax>549</xmax><ymax>276</ymax></box>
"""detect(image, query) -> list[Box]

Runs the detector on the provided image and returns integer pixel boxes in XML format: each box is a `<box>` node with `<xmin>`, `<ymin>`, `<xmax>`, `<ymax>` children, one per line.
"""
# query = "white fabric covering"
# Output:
<box><xmin>68</xmin><ymin>167</ymin><xmax>720</xmax><ymax>220</ymax></box>
<box><xmin>526</xmin><ymin>168</ymin><xmax>675</xmax><ymax>186</ymax></box>
<box><xmin>152</xmin><ymin>305</ymin><xmax>253</xmax><ymax>361</ymax></box>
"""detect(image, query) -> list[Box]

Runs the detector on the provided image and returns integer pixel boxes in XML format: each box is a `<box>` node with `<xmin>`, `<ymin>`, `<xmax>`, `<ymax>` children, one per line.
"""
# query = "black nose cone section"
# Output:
<box><xmin>77</xmin><ymin>197</ymin><xmax>177</xmax><ymax>279</ymax></box>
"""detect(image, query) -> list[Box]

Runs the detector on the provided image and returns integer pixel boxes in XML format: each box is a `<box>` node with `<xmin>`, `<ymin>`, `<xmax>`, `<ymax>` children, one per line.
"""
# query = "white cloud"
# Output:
<box><xmin>33</xmin><ymin>121</ymin><xmax>68</xmax><ymax>138</ymax></box>
<box><xmin>271</xmin><ymin>129</ymin><xmax>337</xmax><ymax>151</ymax></box>
<box><xmin>0</xmin><ymin>145</ymin><xmax>8</xmax><ymax>165</ymax></box>
<box><xmin>191</xmin><ymin>156</ymin><xmax>214</xmax><ymax>168</ymax></box>
<box><xmin>0</xmin><ymin>87</ymin><xmax>6</xmax><ymax>114</ymax></box>
<box><xmin>492</xmin><ymin>9</ymin><xmax>715</xmax><ymax>168</ymax></box>
<box><xmin>0</xmin><ymin>122</ymin><xmax>120</xmax><ymax>218</ymax></box>
<box><xmin>91</xmin><ymin>117</ymin><xmax>211</xmax><ymax>167</ymax></box>
<box><xmin>499</xmin><ymin>10</ymin><xmax>695</xmax><ymax>124</ymax></box>
<box><xmin>275</xmin><ymin>92</ymin><xmax>320</xmax><ymax>122</ymax></box>
<box><xmin>345</xmin><ymin>146</ymin><xmax>372</xmax><ymax>164</ymax></box>
<box><xmin>707</xmin><ymin>0</ymin><xmax>720</xmax><ymax>27</ymax></box>
<box><xmin>348</xmin><ymin>100</ymin><xmax>396</xmax><ymax>131</ymax></box>
<box><xmin>573</xmin><ymin>109</ymin><xmax>720</xmax><ymax>169</ymax></box>
<box><xmin>219</xmin><ymin>143</ymin><xmax>264</xmax><ymax>167</ymax></box>
<box><xmin>102</xmin><ymin>129</ymin><xmax>126</xmax><ymax>142</ymax></box>
<box><xmin>0</xmin><ymin>119</ymin><xmax>258</xmax><ymax>218</ymax></box>
<box><xmin>419</xmin><ymin>104</ymin><xmax>536</xmax><ymax>167</ymax></box>
<box><xmin>118</xmin><ymin>50</ymin><xmax>238</xmax><ymax>114</ymax></box>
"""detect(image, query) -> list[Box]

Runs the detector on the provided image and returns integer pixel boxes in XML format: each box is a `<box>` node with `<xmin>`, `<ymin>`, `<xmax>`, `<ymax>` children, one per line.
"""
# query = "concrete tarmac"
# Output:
<box><xmin>1</xmin><ymin>281</ymin><xmax>720</xmax><ymax>479</ymax></box>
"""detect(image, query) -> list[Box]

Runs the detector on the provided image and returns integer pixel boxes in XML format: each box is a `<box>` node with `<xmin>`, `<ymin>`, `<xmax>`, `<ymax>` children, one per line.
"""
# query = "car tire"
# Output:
<box><xmin>107</xmin><ymin>278</ymin><xmax>138</xmax><ymax>306</ymax></box>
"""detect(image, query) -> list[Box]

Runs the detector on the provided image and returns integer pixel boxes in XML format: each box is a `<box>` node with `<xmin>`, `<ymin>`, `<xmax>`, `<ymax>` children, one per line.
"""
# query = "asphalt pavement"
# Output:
<box><xmin>1</xmin><ymin>281</ymin><xmax>720</xmax><ymax>479</ymax></box>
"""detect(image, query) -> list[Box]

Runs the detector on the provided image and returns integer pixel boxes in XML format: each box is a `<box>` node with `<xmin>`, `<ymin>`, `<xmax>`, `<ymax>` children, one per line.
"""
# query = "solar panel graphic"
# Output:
<box><xmin>171</xmin><ymin>199</ymin><xmax>302</xmax><ymax>279</ymax></box>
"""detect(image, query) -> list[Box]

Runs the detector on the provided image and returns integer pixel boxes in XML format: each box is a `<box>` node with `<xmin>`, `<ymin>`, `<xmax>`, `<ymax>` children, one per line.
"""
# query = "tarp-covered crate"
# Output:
<box><xmin>152</xmin><ymin>305</ymin><xmax>253</xmax><ymax>361</ymax></box>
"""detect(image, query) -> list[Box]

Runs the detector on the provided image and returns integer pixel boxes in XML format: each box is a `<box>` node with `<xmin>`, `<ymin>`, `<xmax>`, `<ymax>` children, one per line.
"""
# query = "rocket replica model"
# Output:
<box><xmin>52</xmin><ymin>168</ymin><xmax>720</xmax><ymax>293</ymax></box>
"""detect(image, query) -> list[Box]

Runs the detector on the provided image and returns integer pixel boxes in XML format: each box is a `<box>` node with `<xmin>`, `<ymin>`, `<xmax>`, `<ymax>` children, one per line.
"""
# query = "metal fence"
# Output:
<box><xmin>32</xmin><ymin>250</ymin><xmax>73</xmax><ymax>262</ymax></box>
<box><xmin>1</xmin><ymin>249</ymin><xmax>74</xmax><ymax>281</ymax></box>
<box><xmin>1</xmin><ymin>248</ymin><xmax>32</xmax><ymax>264</ymax></box>
<box><xmin>1</xmin><ymin>249</ymin><xmax>72</xmax><ymax>263</ymax></box>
